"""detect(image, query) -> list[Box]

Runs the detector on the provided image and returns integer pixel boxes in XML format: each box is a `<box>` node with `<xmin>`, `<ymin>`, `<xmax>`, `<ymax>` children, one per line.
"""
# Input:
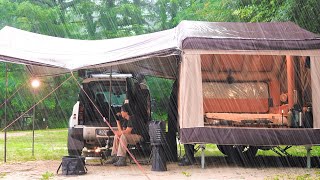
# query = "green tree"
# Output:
<box><xmin>232</xmin><ymin>0</ymin><xmax>320</xmax><ymax>34</ymax></box>
<box><xmin>286</xmin><ymin>0</ymin><xmax>320</xmax><ymax>33</ymax></box>
<box><xmin>174</xmin><ymin>0</ymin><xmax>238</xmax><ymax>23</ymax></box>
<box><xmin>146</xmin><ymin>76</ymin><xmax>173</xmax><ymax>119</ymax></box>
<box><xmin>0</xmin><ymin>0</ymin><xmax>17</xmax><ymax>28</ymax></box>
<box><xmin>152</xmin><ymin>0</ymin><xmax>192</xmax><ymax>30</ymax></box>
<box><xmin>150</xmin><ymin>0</ymin><xmax>239</xmax><ymax>31</ymax></box>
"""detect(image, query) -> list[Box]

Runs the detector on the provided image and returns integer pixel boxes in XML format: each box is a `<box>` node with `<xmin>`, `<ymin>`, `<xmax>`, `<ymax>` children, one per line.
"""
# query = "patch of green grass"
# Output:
<box><xmin>181</xmin><ymin>171</ymin><xmax>191</xmax><ymax>177</ymax></box>
<box><xmin>265</xmin><ymin>174</ymin><xmax>285</xmax><ymax>180</ymax></box>
<box><xmin>1</xmin><ymin>128</ymin><xmax>320</xmax><ymax>163</ymax></box>
<box><xmin>178</xmin><ymin>144</ymin><xmax>320</xmax><ymax>157</ymax></box>
<box><xmin>0</xmin><ymin>172</ymin><xmax>7</xmax><ymax>178</ymax></box>
<box><xmin>265</xmin><ymin>173</ymin><xmax>317</xmax><ymax>180</ymax></box>
<box><xmin>178</xmin><ymin>144</ymin><xmax>225</xmax><ymax>157</ymax></box>
<box><xmin>315</xmin><ymin>171</ymin><xmax>320</xmax><ymax>176</ymax></box>
<box><xmin>41</xmin><ymin>171</ymin><xmax>54</xmax><ymax>180</ymax></box>
<box><xmin>296</xmin><ymin>173</ymin><xmax>312</xmax><ymax>180</ymax></box>
<box><xmin>0</xmin><ymin>129</ymin><xmax>68</xmax><ymax>163</ymax></box>
<box><xmin>257</xmin><ymin>146</ymin><xmax>320</xmax><ymax>157</ymax></box>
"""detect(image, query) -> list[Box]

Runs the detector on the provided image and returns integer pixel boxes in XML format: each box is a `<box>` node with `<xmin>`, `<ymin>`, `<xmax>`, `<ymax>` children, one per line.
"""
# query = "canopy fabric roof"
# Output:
<box><xmin>0</xmin><ymin>25</ymin><xmax>178</xmax><ymax>77</ymax></box>
<box><xmin>179</xmin><ymin>21</ymin><xmax>320</xmax><ymax>50</ymax></box>
<box><xmin>0</xmin><ymin>20</ymin><xmax>320</xmax><ymax>77</ymax></box>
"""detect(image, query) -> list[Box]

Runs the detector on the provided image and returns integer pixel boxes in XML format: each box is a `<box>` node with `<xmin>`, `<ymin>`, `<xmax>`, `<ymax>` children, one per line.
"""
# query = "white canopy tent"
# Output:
<box><xmin>1</xmin><ymin>21</ymin><xmax>320</xmax><ymax>146</ymax></box>
<box><xmin>0</xmin><ymin>25</ymin><xmax>178</xmax><ymax>78</ymax></box>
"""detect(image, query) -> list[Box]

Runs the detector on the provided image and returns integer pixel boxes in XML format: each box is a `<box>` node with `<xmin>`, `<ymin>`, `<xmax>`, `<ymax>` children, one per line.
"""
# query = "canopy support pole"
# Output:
<box><xmin>32</xmin><ymin>95</ymin><xmax>35</xmax><ymax>156</ymax></box>
<box><xmin>4</xmin><ymin>63</ymin><xmax>8</xmax><ymax>163</ymax></box>
<box><xmin>108</xmin><ymin>67</ymin><xmax>112</xmax><ymax>121</ymax></box>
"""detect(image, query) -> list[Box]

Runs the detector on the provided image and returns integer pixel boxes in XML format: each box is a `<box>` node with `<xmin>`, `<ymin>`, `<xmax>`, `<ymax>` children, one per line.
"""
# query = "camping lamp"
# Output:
<box><xmin>31</xmin><ymin>78</ymin><xmax>41</xmax><ymax>89</ymax></box>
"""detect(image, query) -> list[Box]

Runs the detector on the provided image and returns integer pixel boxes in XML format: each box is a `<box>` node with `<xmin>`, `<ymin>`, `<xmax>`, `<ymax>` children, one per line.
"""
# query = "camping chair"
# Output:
<box><xmin>128</xmin><ymin>138</ymin><xmax>151</xmax><ymax>165</ymax></box>
<box><xmin>271</xmin><ymin>146</ymin><xmax>292</xmax><ymax>156</ymax></box>
<box><xmin>128</xmin><ymin>121</ymin><xmax>151</xmax><ymax>164</ymax></box>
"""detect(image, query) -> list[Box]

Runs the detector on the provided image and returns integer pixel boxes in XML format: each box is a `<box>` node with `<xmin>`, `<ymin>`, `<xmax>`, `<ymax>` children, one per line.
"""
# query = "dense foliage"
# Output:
<box><xmin>0</xmin><ymin>0</ymin><xmax>319</xmax><ymax>129</ymax></box>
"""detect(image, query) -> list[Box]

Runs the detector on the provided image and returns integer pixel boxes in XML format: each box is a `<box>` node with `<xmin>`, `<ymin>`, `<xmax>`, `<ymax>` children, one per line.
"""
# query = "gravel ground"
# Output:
<box><xmin>0</xmin><ymin>156</ymin><xmax>319</xmax><ymax>180</ymax></box>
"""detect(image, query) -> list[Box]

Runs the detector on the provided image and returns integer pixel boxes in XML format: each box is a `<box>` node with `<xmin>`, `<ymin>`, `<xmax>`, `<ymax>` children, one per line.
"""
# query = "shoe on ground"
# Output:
<box><xmin>113</xmin><ymin>156</ymin><xmax>127</xmax><ymax>166</ymax></box>
<box><xmin>105</xmin><ymin>156</ymin><xmax>118</xmax><ymax>164</ymax></box>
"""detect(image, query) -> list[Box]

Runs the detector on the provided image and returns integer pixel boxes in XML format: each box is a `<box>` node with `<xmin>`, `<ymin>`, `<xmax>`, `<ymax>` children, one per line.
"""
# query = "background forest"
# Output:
<box><xmin>0</xmin><ymin>0</ymin><xmax>319</xmax><ymax>130</ymax></box>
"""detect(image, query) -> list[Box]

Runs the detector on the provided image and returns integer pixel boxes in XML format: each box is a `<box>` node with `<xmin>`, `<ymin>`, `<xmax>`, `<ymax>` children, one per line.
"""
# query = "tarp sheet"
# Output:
<box><xmin>0</xmin><ymin>26</ymin><xmax>177</xmax><ymax>76</ymax></box>
<box><xmin>1</xmin><ymin>21</ymin><xmax>320</xmax><ymax>77</ymax></box>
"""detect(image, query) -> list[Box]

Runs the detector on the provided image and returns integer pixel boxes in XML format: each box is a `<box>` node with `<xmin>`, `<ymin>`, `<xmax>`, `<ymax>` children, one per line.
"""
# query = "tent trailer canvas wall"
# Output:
<box><xmin>176</xmin><ymin>22</ymin><xmax>320</xmax><ymax>149</ymax></box>
<box><xmin>179</xmin><ymin>51</ymin><xmax>320</xmax><ymax>146</ymax></box>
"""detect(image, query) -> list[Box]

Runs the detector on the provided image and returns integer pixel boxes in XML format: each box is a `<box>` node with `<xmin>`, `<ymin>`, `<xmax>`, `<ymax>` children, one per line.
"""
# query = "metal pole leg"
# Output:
<box><xmin>200</xmin><ymin>144</ymin><xmax>206</xmax><ymax>169</ymax></box>
<box><xmin>305</xmin><ymin>145</ymin><xmax>312</xmax><ymax>168</ymax></box>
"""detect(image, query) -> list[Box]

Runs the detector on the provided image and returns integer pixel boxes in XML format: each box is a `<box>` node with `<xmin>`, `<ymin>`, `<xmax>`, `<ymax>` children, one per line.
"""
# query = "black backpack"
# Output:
<box><xmin>57</xmin><ymin>156</ymin><xmax>87</xmax><ymax>175</ymax></box>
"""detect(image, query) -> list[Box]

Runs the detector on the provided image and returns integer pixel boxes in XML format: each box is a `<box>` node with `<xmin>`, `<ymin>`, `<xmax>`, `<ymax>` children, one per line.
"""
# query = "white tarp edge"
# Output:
<box><xmin>0</xmin><ymin>26</ymin><xmax>177</xmax><ymax>70</ymax></box>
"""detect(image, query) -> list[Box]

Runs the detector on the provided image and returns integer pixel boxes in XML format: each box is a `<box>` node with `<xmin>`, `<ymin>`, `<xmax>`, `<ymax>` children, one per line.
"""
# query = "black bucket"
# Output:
<box><xmin>57</xmin><ymin>155</ymin><xmax>87</xmax><ymax>175</ymax></box>
<box><xmin>149</xmin><ymin>121</ymin><xmax>167</xmax><ymax>171</ymax></box>
<box><xmin>151</xmin><ymin>146</ymin><xmax>167</xmax><ymax>171</ymax></box>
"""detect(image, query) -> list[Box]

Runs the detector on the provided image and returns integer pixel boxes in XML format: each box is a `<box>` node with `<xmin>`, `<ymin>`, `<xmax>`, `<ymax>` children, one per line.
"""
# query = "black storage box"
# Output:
<box><xmin>57</xmin><ymin>155</ymin><xmax>87</xmax><ymax>175</ymax></box>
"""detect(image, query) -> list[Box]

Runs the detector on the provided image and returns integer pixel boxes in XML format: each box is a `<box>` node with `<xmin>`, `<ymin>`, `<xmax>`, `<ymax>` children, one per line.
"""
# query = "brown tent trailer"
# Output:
<box><xmin>1</xmin><ymin>21</ymin><xmax>320</xmax><ymax>167</ymax></box>
<box><xmin>177</xmin><ymin>22</ymin><xmax>320</xmax><ymax>168</ymax></box>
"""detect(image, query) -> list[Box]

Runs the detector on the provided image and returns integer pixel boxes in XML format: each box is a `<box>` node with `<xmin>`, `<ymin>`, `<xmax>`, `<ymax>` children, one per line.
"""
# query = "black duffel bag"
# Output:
<box><xmin>57</xmin><ymin>155</ymin><xmax>87</xmax><ymax>175</ymax></box>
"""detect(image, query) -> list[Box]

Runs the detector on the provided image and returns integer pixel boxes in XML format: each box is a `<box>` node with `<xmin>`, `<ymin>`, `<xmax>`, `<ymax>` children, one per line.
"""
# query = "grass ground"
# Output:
<box><xmin>0</xmin><ymin>129</ymin><xmax>68</xmax><ymax>163</ymax></box>
<box><xmin>182</xmin><ymin>143</ymin><xmax>320</xmax><ymax>158</ymax></box>
<box><xmin>1</xmin><ymin>128</ymin><xmax>320</xmax><ymax>163</ymax></box>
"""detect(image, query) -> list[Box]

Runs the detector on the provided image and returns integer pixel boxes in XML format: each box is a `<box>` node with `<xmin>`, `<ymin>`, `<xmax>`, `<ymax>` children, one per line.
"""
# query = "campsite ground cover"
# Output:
<box><xmin>0</xmin><ymin>159</ymin><xmax>320</xmax><ymax>179</ymax></box>
<box><xmin>2</xmin><ymin>129</ymin><xmax>320</xmax><ymax>163</ymax></box>
<box><xmin>1</xmin><ymin>129</ymin><xmax>320</xmax><ymax>179</ymax></box>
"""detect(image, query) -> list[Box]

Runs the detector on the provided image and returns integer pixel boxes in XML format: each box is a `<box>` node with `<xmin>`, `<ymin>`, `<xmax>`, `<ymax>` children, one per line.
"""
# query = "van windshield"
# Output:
<box><xmin>85</xmin><ymin>81</ymin><xmax>127</xmax><ymax>106</ymax></box>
